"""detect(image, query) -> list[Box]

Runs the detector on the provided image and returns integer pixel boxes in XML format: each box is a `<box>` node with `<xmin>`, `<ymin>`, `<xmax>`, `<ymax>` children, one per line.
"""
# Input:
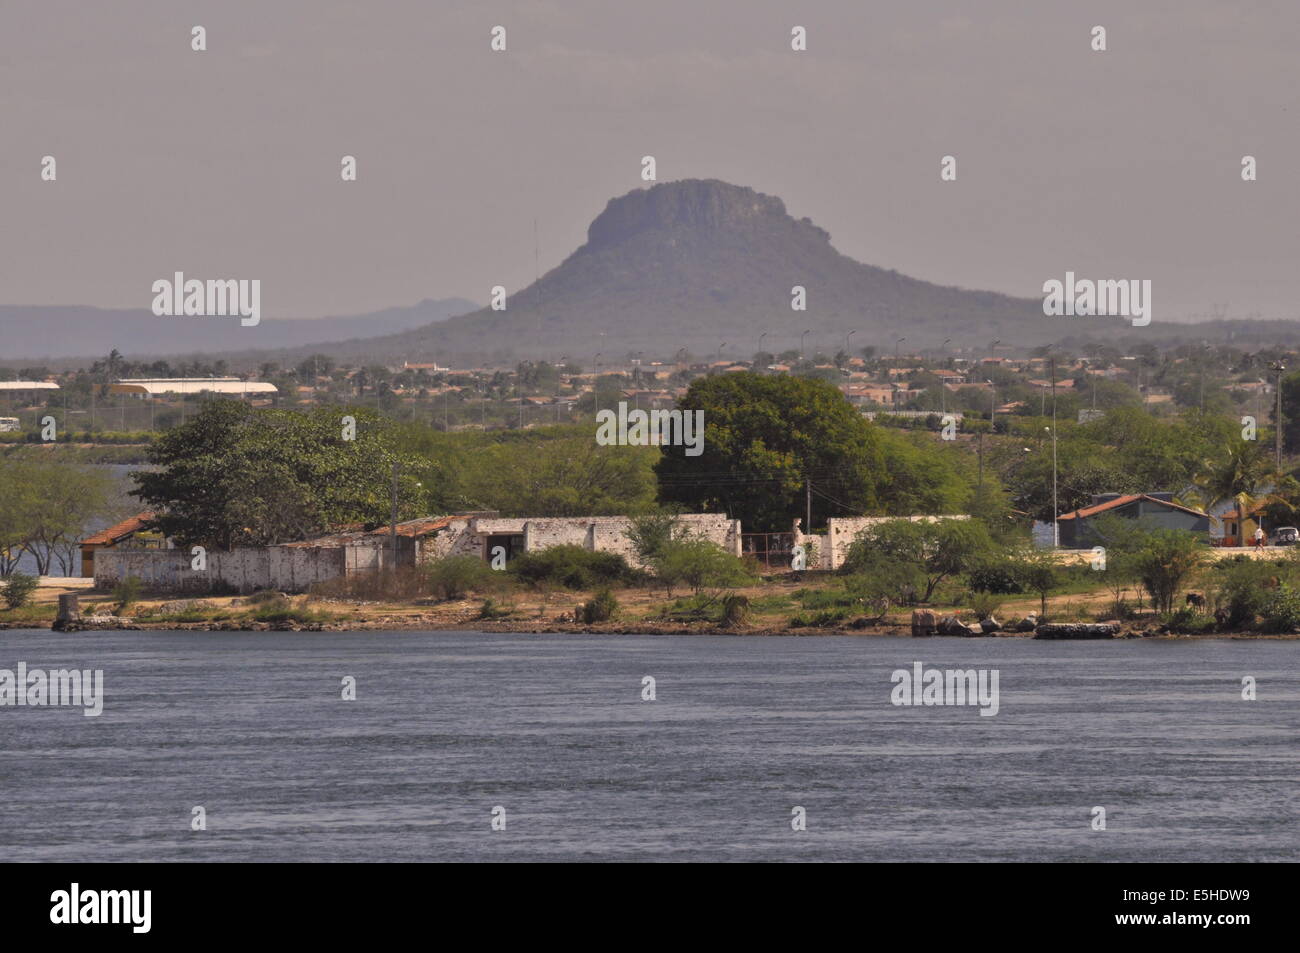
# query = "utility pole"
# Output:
<box><xmin>389</xmin><ymin>462</ymin><xmax>399</xmax><ymax>570</ymax></box>
<box><xmin>1274</xmin><ymin>362</ymin><xmax>1286</xmax><ymax>470</ymax></box>
<box><xmin>805</xmin><ymin>477</ymin><xmax>812</xmax><ymax>534</ymax></box>
<box><xmin>1050</xmin><ymin>425</ymin><xmax>1059</xmax><ymax>548</ymax></box>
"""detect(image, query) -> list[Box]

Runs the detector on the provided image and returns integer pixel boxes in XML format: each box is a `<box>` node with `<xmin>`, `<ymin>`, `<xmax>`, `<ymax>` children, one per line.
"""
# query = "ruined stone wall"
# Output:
<box><xmin>95</xmin><ymin>545</ymin><xmax>349</xmax><ymax>594</ymax></box>
<box><xmin>414</xmin><ymin>513</ymin><xmax>741</xmax><ymax>569</ymax></box>
<box><xmin>792</xmin><ymin>515</ymin><xmax>971</xmax><ymax>571</ymax></box>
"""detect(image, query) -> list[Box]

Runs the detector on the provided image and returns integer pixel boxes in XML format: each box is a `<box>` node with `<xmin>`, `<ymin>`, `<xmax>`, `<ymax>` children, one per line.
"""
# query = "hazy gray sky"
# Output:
<box><xmin>2</xmin><ymin>0</ymin><xmax>1296</xmax><ymax>322</ymax></box>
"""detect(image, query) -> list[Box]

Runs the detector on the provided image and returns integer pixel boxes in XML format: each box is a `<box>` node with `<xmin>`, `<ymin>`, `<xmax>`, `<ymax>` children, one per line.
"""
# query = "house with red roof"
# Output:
<box><xmin>1056</xmin><ymin>493</ymin><xmax>1211</xmax><ymax>549</ymax></box>
<box><xmin>79</xmin><ymin>512</ymin><xmax>165</xmax><ymax>578</ymax></box>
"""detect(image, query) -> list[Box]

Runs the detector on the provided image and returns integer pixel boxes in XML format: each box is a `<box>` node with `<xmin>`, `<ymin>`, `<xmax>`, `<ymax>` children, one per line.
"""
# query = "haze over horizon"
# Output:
<box><xmin>2</xmin><ymin>0</ymin><xmax>1297</xmax><ymax>326</ymax></box>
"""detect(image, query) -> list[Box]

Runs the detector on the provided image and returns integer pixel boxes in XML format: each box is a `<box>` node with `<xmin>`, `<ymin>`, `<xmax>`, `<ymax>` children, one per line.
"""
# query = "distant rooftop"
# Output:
<box><xmin>109</xmin><ymin>378</ymin><xmax>277</xmax><ymax>396</ymax></box>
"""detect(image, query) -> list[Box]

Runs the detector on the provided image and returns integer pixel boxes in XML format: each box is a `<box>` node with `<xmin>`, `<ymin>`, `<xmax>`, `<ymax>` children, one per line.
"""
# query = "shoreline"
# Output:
<box><xmin>6</xmin><ymin>617</ymin><xmax>1296</xmax><ymax>639</ymax></box>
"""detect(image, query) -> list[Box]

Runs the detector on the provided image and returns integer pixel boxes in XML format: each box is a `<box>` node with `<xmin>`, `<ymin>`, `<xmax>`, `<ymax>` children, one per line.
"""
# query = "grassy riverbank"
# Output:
<box><xmin>5</xmin><ymin>572</ymin><xmax>1296</xmax><ymax>638</ymax></box>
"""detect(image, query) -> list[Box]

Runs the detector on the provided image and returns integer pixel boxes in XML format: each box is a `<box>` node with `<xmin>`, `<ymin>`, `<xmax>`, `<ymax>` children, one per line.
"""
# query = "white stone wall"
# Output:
<box><xmin>417</xmin><ymin>513</ymin><xmax>742</xmax><ymax>569</ymax></box>
<box><xmin>792</xmin><ymin>514</ymin><xmax>971</xmax><ymax>570</ymax></box>
<box><xmin>95</xmin><ymin>545</ymin><xmax>349</xmax><ymax>594</ymax></box>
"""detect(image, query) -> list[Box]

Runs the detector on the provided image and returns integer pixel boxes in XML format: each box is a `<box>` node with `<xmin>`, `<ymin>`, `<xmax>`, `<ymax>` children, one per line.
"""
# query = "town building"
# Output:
<box><xmin>1056</xmin><ymin>493</ymin><xmax>1211</xmax><ymax>548</ymax></box>
<box><xmin>79</xmin><ymin>512</ymin><xmax>165</xmax><ymax>578</ymax></box>
<box><xmin>108</xmin><ymin>378</ymin><xmax>278</xmax><ymax>397</ymax></box>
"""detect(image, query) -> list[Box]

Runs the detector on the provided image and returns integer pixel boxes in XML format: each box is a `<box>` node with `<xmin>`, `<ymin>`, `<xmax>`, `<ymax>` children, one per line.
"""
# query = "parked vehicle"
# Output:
<box><xmin>1268</xmin><ymin>527</ymin><xmax>1299</xmax><ymax>546</ymax></box>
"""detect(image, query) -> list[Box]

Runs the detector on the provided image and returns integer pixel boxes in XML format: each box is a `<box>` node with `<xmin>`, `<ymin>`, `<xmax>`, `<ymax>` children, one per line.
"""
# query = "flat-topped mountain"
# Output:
<box><xmin>330</xmin><ymin>179</ymin><xmax>1100</xmax><ymax>364</ymax></box>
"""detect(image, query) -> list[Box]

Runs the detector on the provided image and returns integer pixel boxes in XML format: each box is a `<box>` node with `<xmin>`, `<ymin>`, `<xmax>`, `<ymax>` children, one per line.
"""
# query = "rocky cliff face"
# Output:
<box><xmin>585</xmin><ymin>179</ymin><xmax>822</xmax><ymax>249</ymax></box>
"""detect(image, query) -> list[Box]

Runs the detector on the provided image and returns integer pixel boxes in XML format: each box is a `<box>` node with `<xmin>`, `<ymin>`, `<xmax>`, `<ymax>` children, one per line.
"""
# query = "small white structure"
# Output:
<box><xmin>109</xmin><ymin>378</ymin><xmax>277</xmax><ymax>397</ymax></box>
<box><xmin>0</xmin><ymin>417</ymin><xmax>20</xmax><ymax>432</ymax></box>
<box><xmin>792</xmin><ymin>515</ymin><xmax>970</xmax><ymax>571</ymax></box>
<box><xmin>0</xmin><ymin>380</ymin><xmax>59</xmax><ymax>392</ymax></box>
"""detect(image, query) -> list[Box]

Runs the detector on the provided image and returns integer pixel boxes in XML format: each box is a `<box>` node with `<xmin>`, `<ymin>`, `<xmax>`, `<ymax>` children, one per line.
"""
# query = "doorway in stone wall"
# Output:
<box><xmin>485</xmin><ymin>534</ymin><xmax>525</xmax><ymax>563</ymax></box>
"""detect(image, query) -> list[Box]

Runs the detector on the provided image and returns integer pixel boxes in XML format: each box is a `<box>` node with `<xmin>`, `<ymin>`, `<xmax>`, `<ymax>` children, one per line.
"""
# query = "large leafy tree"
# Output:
<box><xmin>399</xmin><ymin>424</ymin><xmax>658</xmax><ymax>517</ymax></box>
<box><xmin>655</xmin><ymin>373</ymin><xmax>966</xmax><ymax>532</ymax></box>
<box><xmin>132</xmin><ymin>400</ymin><xmax>443</xmax><ymax>549</ymax></box>
<box><xmin>0</xmin><ymin>455</ymin><xmax>116</xmax><ymax>575</ymax></box>
<box><xmin>840</xmin><ymin>518</ymin><xmax>996</xmax><ymax>603</ymax></box>
<box><xmin>449</xmin><ymin>435</ymin><xmax>656</xmax><ymax>516</ymax></box>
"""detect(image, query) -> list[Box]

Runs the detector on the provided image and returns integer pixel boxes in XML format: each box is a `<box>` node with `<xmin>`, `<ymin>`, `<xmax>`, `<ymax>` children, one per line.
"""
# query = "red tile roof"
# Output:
<box><xmin>367</xmin><ymin>515</ymin><xmax>459</xmax><ymax>537</ymax></box>
<box><xmin>1057</xmin><ymin>494</ymin><xmax>1206</xmax><ymax>521</ymax></box>
<box><xmin>81</xmin><ymin>512</ymin><xmax>155</xmax><ymax>546</ymax></box>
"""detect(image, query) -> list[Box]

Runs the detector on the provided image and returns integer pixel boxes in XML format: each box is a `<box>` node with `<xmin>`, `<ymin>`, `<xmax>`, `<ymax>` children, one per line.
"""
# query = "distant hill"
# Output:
<box><xmin>7</xmin><ymin>179</ymin><xmax>1297</xmax><ymax>368</ymax></box>
<box><xmin>315</xmin><ymin>178</ymin><xmax>1141</xmax><ymax>364</ymax></box>
<box><xmin>0</xmin><ymin>297</ymin><xmax>477</xmax><ymax>363</ymax></box>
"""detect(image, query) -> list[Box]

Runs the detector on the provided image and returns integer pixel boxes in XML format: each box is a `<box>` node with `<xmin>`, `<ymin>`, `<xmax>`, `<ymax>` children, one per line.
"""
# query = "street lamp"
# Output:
<box><xmin>1045</xmin><ymin>426</ymin><xmax>1059</xmax><ymax>547</ymax></box>
<box><xmin>895</xmin><ymin>337</ymin><xmax>906</xmax><ymax>363</ymax></box>
<box><xmin>758</xmin><ymin>331</ymin><xmax>768</xmax><ymax>364</ymax></box>
<box><xmin>844</xmin><ymin>329</ymin><xmax>856</xmax><ymax>356</ymax></box>
<box><xmin>987</xmin><ymin>379</ymin><xmax>995</xmax><ymax>428</ymax></box>
<box><xmin>801</xmin><ymin>329</ymin><xmax>811</xmax><ymax>360</ymax></box>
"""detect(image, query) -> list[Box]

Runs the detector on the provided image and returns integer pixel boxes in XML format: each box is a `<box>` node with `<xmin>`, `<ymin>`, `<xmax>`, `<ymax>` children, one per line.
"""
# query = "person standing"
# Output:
<box><xmin>1254</xmin><ymin>526</ymin><xmax>1265</xmax><ymax>549</ymax></box>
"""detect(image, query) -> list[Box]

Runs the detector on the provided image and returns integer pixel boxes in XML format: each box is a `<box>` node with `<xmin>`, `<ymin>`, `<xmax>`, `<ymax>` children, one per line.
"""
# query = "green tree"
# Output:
<box><xmin>1009</xmin><ymin>546</ymin><xmax>1064</xmax><ymax>618</ymax></box>
<box><xmin>840</xmin><ymin>518</ymin><xmax>996</xmax><ymax>603</ymax></box>
<box><xmin>0</xmin><ymin>456</ymin><xmax>116</xmax><ymax>575</ymax></box>
<box><xmin>655</xmin><ymin>373</ymin><xmax>966</xmax><ymax>532</ymax></box>
<box><xmin>131</xmin><ymin>400</ymin><xmax>441</xmax><ymax>549</ymax></box>
<box><xmin>623</xmin><ymin>511</ymin><xmax>683</xmax><ymax>565</ymax></box>
<box><xmin>1</xmin><ymin>572</ymin><xmax>38</xmax><ymax>609</ymax></box>
<box><xmin>1131</xmin><ymin>529</ymin><xmax>1205</xmax><ymax>615</ymax></box>
<box><xmin>1192</xmin><ymin>438</ymin><xmax>1294</xmax><ymax>544</ymax></box>
<box><xmin>449</xmin><ymin>433</ymin><xmax>656</xmax><ymax>516</ymax></box>
<box><xmin>651</xmin><ymin>537</ymin><xmax>754</xmax><ymax>596</ymax></box>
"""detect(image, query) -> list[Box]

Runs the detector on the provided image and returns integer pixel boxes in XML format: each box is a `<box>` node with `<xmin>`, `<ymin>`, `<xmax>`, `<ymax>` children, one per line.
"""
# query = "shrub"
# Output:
<box><xmin>840</xmin><ymin>519</ymin><xmax>996</xmax><ymax>602</ymax></box>
<box><xmin>797</xmin><ymin>588</ymin><xmax>860</xmax><ymax>610</ymax></box>
<box><xmin>842</xmin><ymin>565</ymin><xmax>921</xmax><ymax>606</ymax></box>
<box><xmin>623</xmin><ymin>512</ymin><xmax>681</xmax><ymax>565</ymax></box>
<box><xmin>578</xmin><ymin>588</ymin><xmax>619</xmax><ymax>623</ymax></box>
<box><xmin>1211</xmin><ymin>559</ymin><xmax>1277</xmax><ymax>629</ymax></box>
<box><xmin>967</xmin><ymin>563</ymin><xmax>1024</xmax><ymax>594</ymax></box>
<box><xmin>1006</xmin><ymin>547</ymin><xmax>1063</xmax><ymax>618</ymax></box>
<box><xmin>1165</xmin><ymin>605</ymin><xmax>1216</xmax><ymax>634</ymax></box>
<box><xmin>427</xmin><ymin>556</ymin><xmax>499</xmax><ymax>600</ymax></box>
<box><xmin>966</xmin><ymin>591</ymin><xmax>1002</xmax><ymax>621</ymax></box>
<box><xmin>477</xmin><ymin>597</ymin><xmax>513</xmax><ymax>620</ymax></box>
<box><xmin>650</xmin><ymin>537</ymin><xmax>753</xmax><ymax>595</ymax></box>
<box><xmin>789</xmin><ymin>607</ymin><xmax>851</xmax><ymax>628</ymax></box>
<box><xmin>1131</xmin><ymin>530</ymin><xmax>1205</xmax><ymax>615</ymax></box>
<box><xmin>1259</xmin><ymin>585</ymin><xmax>1300</xmax><ymax>633</ymax></box>
<box><xmin>247</xmin><ymin>588</ymin><xmax>286</xmax><ymax>605</ymax></box>
<box><xmin>113</xmin><ymin>575</ymin><xmax>143</xmax><ymax>609</ymax></box>
<box><xmin>244</xmin><ymin>596</ymin><xmax>334</xmax><ymax>625</ymax></box>
<box><xmin>1</xmin><ymin>572</ymin><xmax>38</xmax><ymax>609</ymax></box>
<box><xmin>721</xmin><ymin>594</ymin><xmax>750</xmax><ymax>626</ymax></box>
<box><xmin>510</xmin><ymin>545</ymin><xmax>635</xmax><ymax>591</ymax></box>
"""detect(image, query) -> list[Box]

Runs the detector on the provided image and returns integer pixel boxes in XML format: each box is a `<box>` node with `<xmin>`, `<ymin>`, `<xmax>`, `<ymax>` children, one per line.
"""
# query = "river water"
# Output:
<box><xmin>0</xmin><ymin>630</ymin><xmax>1295</xmax><ymax>862</ymax></box>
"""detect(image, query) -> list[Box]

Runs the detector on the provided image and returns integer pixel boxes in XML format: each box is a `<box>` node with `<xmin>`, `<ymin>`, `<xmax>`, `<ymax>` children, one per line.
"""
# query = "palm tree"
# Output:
<box><xmin>1192</xmin><ymin>440</ymin><xmax>1296</xmax><ymax>545</ymax></box>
